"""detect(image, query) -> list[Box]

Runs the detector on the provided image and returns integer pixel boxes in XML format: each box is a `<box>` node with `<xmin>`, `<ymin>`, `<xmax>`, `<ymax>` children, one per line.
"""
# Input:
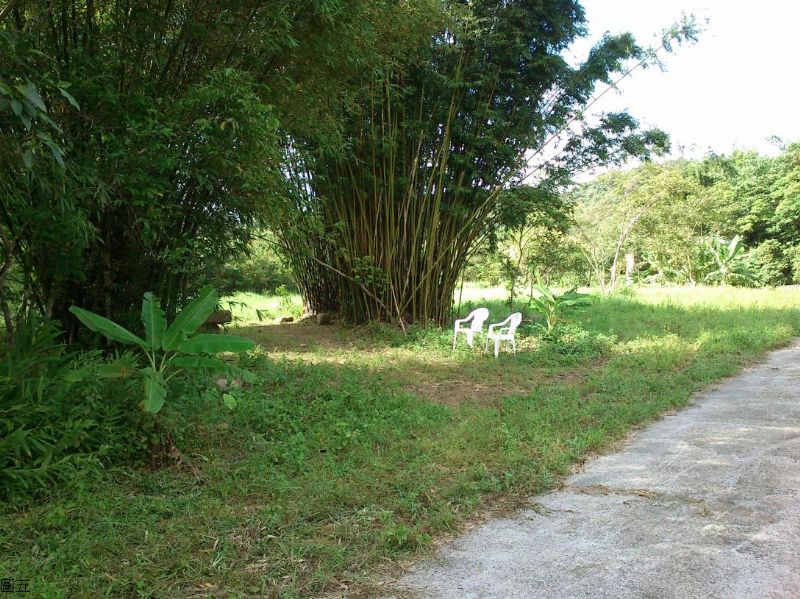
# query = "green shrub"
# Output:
<box><xmin>751</xmin><ymin>239</ymin><xmax>790</xmax><ymax>286</ymax></box>
<box><xmin>528</xmin><ymin>282</ymin><xmax>590</xmax><ymax>331</ymax></box>
<box><xmin>0</xmin><ymin>319</ymin><xmax>146</xmax><ymax>503</ymax></box>
<box><xmin>786</xmin><ymin>245</ymin><xmax>800</xmax><ymax>284</ymax></box>
<box><xmin>703</xmin><ymin>235</ymin><xmax>760</xmax><ymax>286</ymax></box>
<box><xmin>70</xmin><ymin>286</ymin><xmax>256</xmax><ymax>415</ymax></box>
<box><xmin>211</xmin><ymin>235</ymin><xmax>296</xmax><ymax>295</ymax></box>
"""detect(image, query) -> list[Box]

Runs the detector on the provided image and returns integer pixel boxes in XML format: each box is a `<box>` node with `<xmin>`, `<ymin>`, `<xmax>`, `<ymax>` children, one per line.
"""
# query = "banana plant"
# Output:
<box><xmin>69</xmin><ymin>286</ymin><xmax>255</xmax><ymax>414</ymax></box>
<box><xmin>703</xmin><ymin>235</ymin><xmax>759</xmax><ymax>286</ymax></box>
<box><xmin>528</xmin><ymin>280</ymin><xmax>590</xmax><ymax>332</ymax></box>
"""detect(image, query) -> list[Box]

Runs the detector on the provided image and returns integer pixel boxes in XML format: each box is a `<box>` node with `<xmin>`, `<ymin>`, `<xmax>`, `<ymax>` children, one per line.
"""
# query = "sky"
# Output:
<box><xmin>573</xmin><ymin>0</ymin><xmax>800</xmax><ymax>160</ymax></box>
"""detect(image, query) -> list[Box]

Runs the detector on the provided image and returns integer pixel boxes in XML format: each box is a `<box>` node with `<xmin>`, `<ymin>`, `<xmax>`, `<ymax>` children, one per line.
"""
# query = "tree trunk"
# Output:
<box><xmin>625</xmin><ymin>253</ymin><xmax>635</xmax><ymax>286</ymax></box>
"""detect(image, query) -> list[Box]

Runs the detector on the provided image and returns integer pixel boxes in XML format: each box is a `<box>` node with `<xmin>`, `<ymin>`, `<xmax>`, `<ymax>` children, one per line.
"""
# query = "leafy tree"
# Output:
<box><xmin>786</xmin><ymin>245</ymin><xmax>800</xmax><ymax>284</ymax></box>
<box><xmin>493</xmin><ymin>185</ymin><xmax>573</xmax><ymax>307</ymax></box>
<box><xmin>571</xmin><ymin>162</ymin><xmax>698</xmax><ymax>292</ymax></box>
<box><xmin>277</xmin><ymin>2</ymin><xmax>696</xmax><ymax>324</ymax></box>
<box><xmin>210</xmin><ymin>231</ymin><xmax>296</xmax><ymax>296</ymax></box>
<box><xmin>565</xmin><ymin>146</ymin><xmax>800</xmax><ymax>289</ymax></box>
<box><xmin>0</xmin><ymin>29</ymin><xmax>87</xmax><ymax>334</ymax></box>
<box><xmin>688</xmin><ymin>144</ymin><xmax>800</xmax><ymax>284</ymax></box>
<box><xmin>2</xmin><ymin>1</ymin><xmax>421</xmax><ymax>335</ymax></box>
<box><xmin>769</xmin><ymin>142</ymin><xmax>800</xmax><ymax>247</ymax></box>
<box><xmin>633</xmin><ymin>161</ymin><xmax>721</xmax><ymax>284</ymax></box>
<box><xmin>750</xmin><ymin>239</ymin><xmax>790</xmax><ymax>286</ymax></box>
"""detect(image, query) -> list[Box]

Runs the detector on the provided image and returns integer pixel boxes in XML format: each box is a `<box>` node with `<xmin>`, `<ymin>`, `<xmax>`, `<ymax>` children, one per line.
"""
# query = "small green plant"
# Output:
<box><xmin>528</xmin><ymin>281</ymin><xmax>590</xmax><ymax>332</ymax></box>
<box><xmin>703</xmin><ymin>235</ymin><xmax>759</xmax><ymax>286</ymax></box>
<box><xmin>70</xmin><ymin>286</ymin><xmax>255</xmax><ymax>414</ymax></box>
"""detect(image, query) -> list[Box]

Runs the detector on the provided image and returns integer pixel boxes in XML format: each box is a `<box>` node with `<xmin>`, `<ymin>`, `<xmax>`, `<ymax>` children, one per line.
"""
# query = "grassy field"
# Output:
<box><xmin>2</xmin><ymin>286</ymin><xmax>800</xmax><ymax>597</ymax></box>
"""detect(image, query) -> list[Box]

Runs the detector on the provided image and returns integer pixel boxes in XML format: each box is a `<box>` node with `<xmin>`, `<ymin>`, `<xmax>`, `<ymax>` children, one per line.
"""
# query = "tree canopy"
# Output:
<box><xmin>562</xmin><ymin>143</ymin><xmax>800</xmax><ymax>291</ymax></box>
<box><xmin>273</xmin><ymin>1</ymin><xmax>696</xmax><ymax>324</ymax></box>
<box><xmin>1</xmin><ymin>1</ymin><xmax>701</xmax><ymax>333</ymax></box>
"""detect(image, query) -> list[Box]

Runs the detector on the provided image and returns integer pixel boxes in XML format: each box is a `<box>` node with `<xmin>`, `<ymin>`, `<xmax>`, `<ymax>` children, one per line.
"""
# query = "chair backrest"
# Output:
<box><xmin>468</xmin><ymin>307</ymin><xmax>490</xmax><ymax>331</ymax></box>
<box><xmin>507</xmin><ymin>312</ymin><xmax>523</xmax><ymax>334</ymax></box>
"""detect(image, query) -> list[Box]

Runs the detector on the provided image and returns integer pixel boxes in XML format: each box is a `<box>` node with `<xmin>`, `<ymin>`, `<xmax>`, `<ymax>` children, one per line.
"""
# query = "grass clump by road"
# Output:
<box><xmin>2</xmin><ymin>286</ymin><xmax>799</xmax><ymax>597</ymax></box>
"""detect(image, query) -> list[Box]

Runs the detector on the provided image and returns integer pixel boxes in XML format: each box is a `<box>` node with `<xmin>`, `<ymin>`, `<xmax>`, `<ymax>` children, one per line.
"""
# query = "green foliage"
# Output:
<box><xmin>0</xmin><ymin>29</ymin><xmax>92</xmax><ymax>333</ymax></box>
<box><xmin>0</xmin><ymin>318</ymin><xmax>145</xmax><ymax>502</ymax></box>
<box><xmin>703</xmin><ymin>236</ymin><xmax>759</xmax><ymax>286</ymax></box>
<box><xmin>3</xmin><ymin>287</ymin><xmax>799</xmax><ymax>595</ymax></box>
<box><xmin>528</xmin><ymin>283</ymin><xmax>591</xmax><ymax>331</ymax></box>
<box><xmin>563</xmin><ymin>147</ymin><xmax>800</xmax><ymax>290</ymax></box>
<box><xmin>276</xmin><ymin>3</ymin><xmax>695</xmax><ymax>324</ymax></box>
<box><xmin>571</xmin><ymin>161</ymin><xmax>703</xmax><ymax>291</ymax></box>
<box><xmin>786</xmin><ymin>245</ymin><xmax>800</xmax><ymax>284</ymax></box>
<box><xmin>211</xmin><ymin>233</ymin><xmax>296</xmax><ymax>295</ymax></box>
<box><xmin>3</xmin><ymin>1</ymin><xmax>417</xmax><ymax>333</ymax></box>
<box><xmin>751</xmin><ymin>239</ymin><xmax>790</xmax><ymax>287</ymax></box>
<box><xmin>69</xmin><ymin>287</ymin><xmax>255</xmax><ymax>414</ymax></box>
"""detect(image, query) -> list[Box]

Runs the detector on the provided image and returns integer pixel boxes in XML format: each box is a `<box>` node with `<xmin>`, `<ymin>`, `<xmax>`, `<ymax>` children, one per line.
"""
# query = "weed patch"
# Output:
<box><xmin>2</xmin><ymin>286</ymin><xmax>799</xmax><ymax>597</ymax></box>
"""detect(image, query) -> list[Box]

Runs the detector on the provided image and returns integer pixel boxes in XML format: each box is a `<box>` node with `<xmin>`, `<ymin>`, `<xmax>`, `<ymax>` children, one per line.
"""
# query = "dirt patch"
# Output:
<box><xmin>238</xmin><ymin>321</ymin><xmax>355</xmax><ymax>353</ymax></box>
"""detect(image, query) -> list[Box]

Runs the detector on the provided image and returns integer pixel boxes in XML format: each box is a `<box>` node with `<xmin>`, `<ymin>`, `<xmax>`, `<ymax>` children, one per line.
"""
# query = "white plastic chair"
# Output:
<box><xmin>485</xmin><ymin>312</ymin><xmax>523</xmax><ymax>357</ymax></box>
<box><xmin>452</xmin><ymin>307</ymin><xmax>490</xmax><ymax>350</ymax></box>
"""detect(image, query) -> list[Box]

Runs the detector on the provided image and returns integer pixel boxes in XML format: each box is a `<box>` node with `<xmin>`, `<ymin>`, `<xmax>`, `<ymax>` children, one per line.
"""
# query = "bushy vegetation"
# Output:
<box><xmin>1</xmin><ymin>318</ymin><xmax>147</xmax><ymax>503</ymax></box>
<box><xmin>70</xmin><ymin>287</ymin><xmax>256</xmax><ymax>415</ymax></box>
<box><xmin>2</xmin><ymin>285</ymin><xmax>259</xmax><ymax>503</ymax></box>
<box><xmin>2</xmin><ymin>287</ymin><xmax>798</xmax><ymax>596</ymax></box>
<box><xmin>1</xmin><ymin>1</ymin><xmax>701</xmax><ymax>333</ymax></box>
<box><xmin>211</xmin><ymin>235</ymin><xmax>296</xmax><ymax>297</ymax></box>
<box><xmin>2</xmin><ymin>1</ymin><xmax>799</xmax><ymax>597</ymax></box>
<box><xmin>469</xmin><ymin>145</ymin><xmax>800</xmax><ymax>302</ymax></box>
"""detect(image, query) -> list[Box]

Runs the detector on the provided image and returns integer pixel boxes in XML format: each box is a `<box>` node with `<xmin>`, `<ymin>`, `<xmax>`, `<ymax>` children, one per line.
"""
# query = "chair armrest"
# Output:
<box><xmin>487</xmin><ymin>316</ymin><xmax>512</xmax><ymax>333</ymax></box>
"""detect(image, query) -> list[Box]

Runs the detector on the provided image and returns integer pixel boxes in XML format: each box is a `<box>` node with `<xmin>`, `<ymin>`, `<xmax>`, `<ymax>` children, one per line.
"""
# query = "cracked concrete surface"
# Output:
<box><xmin>389</xmin><ymin>341</ymin><xmax>800</xmax><ymax>598</ymax></box>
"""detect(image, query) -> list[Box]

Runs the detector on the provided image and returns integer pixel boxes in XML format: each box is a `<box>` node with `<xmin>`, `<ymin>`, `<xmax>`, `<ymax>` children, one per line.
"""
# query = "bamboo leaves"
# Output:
<box><xmin>274</xmin><ymin>2</ymin><xmax>694</xmax><ymax>325</ymax></box>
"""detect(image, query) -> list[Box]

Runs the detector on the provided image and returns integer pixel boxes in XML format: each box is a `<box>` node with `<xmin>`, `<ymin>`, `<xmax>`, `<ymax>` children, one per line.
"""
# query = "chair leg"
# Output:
<box><xmin>494</xmin><ymin>338</ymin><xmax>500</xmax><ymax>358</ymax></box>
<box><xmin>466</xmin><ymin>331</ymin><xmax>474</xmax><ymax>347</ymax></box>
<box><xmin>452</xmin><ymin>329</ymin><xmax>457</xmax><ymax>351</ymax></box>
<box><xmin>512</xmin><ymin>338</ymin><xmax>516</xmax><ymax>354</ymax></box>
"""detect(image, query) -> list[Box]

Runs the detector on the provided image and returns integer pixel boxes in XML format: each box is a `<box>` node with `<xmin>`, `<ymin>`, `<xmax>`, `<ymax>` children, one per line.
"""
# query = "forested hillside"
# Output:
<box><xmin>467</xmin><ymin>145</ymin><xmax>800</xmax><ymax>300</ymax></box>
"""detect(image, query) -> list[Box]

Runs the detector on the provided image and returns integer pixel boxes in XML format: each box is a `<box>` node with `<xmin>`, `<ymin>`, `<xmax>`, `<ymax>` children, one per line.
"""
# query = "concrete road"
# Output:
<box><xmin>390</xmin><ymin>341</ymin><xmax>800</xmax><ymax>598</ymax></box>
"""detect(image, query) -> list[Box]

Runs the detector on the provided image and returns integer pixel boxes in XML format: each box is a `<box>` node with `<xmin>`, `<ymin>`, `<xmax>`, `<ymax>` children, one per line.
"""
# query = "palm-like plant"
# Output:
<box><xmin>703</xmin><ymin>235</ymin><xmax>759</xmax><ymax>286</ymax></box>
<box><xmin>528</xmin><ymin>280</ymin><xmax>590</xmax><ymax>332</ymax></box>
<box><xmin>70</xmin><ymin>286</ymin><xmax>255</xmax><ymax>414</ymax></box>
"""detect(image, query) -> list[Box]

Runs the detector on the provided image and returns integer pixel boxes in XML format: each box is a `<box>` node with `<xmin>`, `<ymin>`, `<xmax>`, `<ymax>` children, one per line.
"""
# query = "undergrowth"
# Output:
<box><xmin>1</xmin><ymin>287</ymin><xmax>799</xmax><ymax>597</ymax></box>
